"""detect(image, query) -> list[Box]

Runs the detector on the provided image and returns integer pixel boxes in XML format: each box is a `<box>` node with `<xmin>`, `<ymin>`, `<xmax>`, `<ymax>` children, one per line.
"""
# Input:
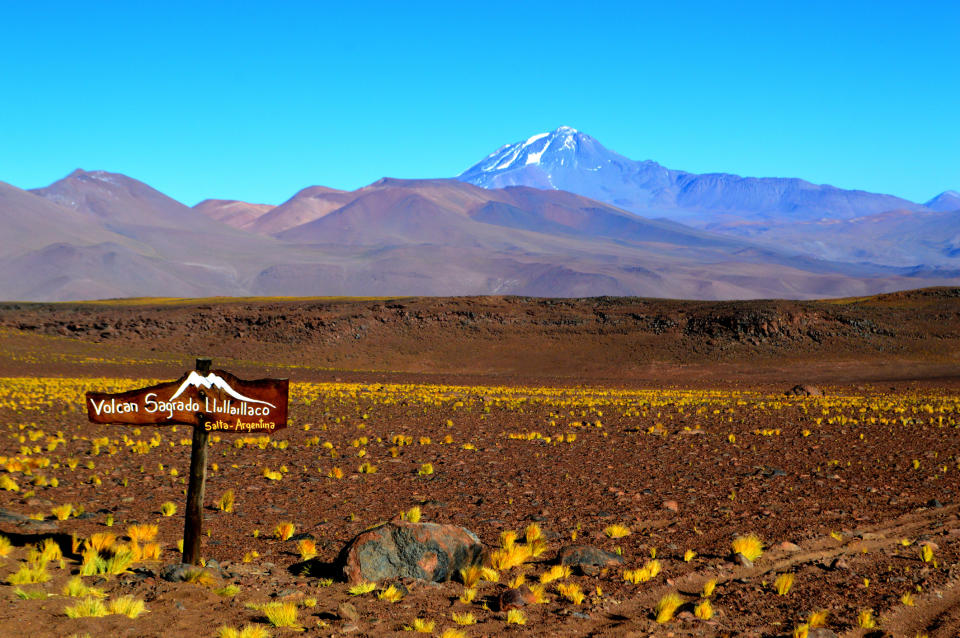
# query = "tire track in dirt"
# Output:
<box><xmin>865</xmin><ymin>580</ymin><xmax>960</xmax><ymax>638</ymax></box>
<box><xmin>584</xmin><ymin>504</ymin><xmax>960</xmax><ymax>634</ymax></box>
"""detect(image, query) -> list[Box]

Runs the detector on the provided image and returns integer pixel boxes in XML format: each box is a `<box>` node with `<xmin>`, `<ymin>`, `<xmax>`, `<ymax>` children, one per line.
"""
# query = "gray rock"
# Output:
<box><xmin>557</xmin><ymin>545</ymin><xmax>624</xmax><ymax>568</ymax></box>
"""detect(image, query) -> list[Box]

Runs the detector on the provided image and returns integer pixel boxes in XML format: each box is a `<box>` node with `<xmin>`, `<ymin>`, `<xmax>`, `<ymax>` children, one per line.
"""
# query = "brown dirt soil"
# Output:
<box><xmin>0</xmin><ymin>290</ymin><xmax>959</xmax><ymax>637</ymax></box>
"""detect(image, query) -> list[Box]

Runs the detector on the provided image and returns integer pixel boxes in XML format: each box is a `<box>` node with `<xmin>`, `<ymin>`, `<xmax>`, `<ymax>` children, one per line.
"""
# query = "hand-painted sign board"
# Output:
<box><xmin>85</xmin><ymin>369</ymin><xmax>288</xmax><ymax>432</ymax></box>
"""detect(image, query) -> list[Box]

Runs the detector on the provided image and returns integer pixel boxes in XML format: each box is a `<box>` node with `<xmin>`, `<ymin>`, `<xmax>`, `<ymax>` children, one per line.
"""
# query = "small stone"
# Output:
<box><xmin>830</xmin><ymin>557</ymin><xmax>849</xmax><ymax>571</ymax></box>
<box><xmin>557</xmin><ymin>545</ymin><xmax>624</xmax><ymax>568</ymax></box>
<box><xmin>662</xmin><ymin>500</ymin><xmax>679</xmax><ymax>512</ymax></box>
<box><xmin>777</xmin><ymin>541</ymin><xmax>801</xmax><ymax>552</ymax></box>
<box><xmin>785</xmin><ymin>384</ymin><xmax>822</xmax><ymax>396</ymax></box>
<box><xmin>337</xmin><ymin>602</ymin><xmax>359</xmax><ymax>622</ymax></box>
<box><xmin>809</xmin><ymin>629</ymin><xmax>839</xmax><ymax>638</ymax></box>
<box><xmin>498</xmin><ymin>588</ymin><xmax>527</xmax><ymax>611</ymax></box>
<box><xmin>733</xmin><ymin>552</ymin><xmax>753</xmax><ymax>567</ymax></box>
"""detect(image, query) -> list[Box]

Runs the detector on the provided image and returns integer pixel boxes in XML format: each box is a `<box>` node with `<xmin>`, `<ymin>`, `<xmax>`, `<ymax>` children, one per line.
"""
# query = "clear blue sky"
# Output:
<box><xmin>1</xmin><ymin>1</ymin><xmax>957</xmax><ymax>205</ymax></box>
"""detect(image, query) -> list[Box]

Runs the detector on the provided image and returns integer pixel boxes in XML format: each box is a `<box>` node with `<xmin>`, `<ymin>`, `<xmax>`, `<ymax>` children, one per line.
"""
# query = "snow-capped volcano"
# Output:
<box><xmin>170</xmin><ymin>371</ymin><xmax>276</xmax><ymax>407</ymax></box>
<box><xmin>458</xmin><ymin>126</ymin><xmax>647</xmax><ymax>195</ymax></box>
<box><xmin>458</xmin><ymin>126</ymin><xmax>926</xmax><ymax>225</ymax></box>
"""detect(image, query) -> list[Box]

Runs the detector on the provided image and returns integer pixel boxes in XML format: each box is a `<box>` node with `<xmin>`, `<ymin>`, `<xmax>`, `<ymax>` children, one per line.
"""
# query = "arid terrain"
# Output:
<box><xmin>1</xmin><ymin>290</ymin><xmax>960</xmax><ymax>637</ymax></box>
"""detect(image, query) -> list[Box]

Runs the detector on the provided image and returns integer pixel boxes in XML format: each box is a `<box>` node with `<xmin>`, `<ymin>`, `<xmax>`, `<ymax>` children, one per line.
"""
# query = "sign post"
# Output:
<box><xmin>85</xmin><ymin>359</ymin><xmax>289</xmax><ymax>566</ymax></box>
<box><xmin>183</xmin><ymin>357</ymin><xmax>211</xmax><ymax>565</ymax></box>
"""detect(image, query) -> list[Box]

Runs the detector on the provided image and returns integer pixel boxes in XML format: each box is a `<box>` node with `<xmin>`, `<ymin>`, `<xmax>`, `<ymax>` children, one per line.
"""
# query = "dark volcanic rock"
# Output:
<box><xmin>785</xmin><ymin>384</ymin><xmax>822</xmax><ymax>397</ymax></box>
<box><xmin>338</xmin><ymin>519</ymin><xmax>482</xmax><ymax>584</ymax></box>
<box><xmin>556</xmin><ymin>545</ymin><xmax>624</xmax><ymax>568</ymax></box>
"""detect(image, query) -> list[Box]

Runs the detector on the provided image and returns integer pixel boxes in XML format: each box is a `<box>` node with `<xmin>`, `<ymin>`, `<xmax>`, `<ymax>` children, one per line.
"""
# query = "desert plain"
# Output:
<box><xmin>0</xmin><ymin>290</ymin><xmax>959</xmax><ymax>637</ymax></box>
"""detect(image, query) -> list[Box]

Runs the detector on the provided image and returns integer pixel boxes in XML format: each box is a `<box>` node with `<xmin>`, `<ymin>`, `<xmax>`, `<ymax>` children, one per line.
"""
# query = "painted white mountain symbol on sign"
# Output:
<box><xmin>169</xmin><ymin>371</ymin><xmax>277</xmax><ymax>408</ymax></box>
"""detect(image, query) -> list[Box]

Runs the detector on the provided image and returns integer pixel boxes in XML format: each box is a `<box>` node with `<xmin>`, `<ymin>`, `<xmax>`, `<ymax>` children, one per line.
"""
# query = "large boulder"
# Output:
<box><xmin>338</xmin><ymin>519</ymin><xmax>483</xmax><ymax>584</ymax></box>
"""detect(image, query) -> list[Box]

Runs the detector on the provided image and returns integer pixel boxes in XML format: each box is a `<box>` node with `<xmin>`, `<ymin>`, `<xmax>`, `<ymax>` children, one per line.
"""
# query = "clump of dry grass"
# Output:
<box><xmin>731</xmin><ymin>533</ymin><xmax>763</xmax><ymax>561</ymax></box>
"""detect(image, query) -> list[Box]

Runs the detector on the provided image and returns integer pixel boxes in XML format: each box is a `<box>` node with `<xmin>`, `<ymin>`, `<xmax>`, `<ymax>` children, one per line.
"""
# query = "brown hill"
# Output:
<box><xmin>193</xmin><ymin>198</ymin><xmax>274</xmax><ymax>229</ymax></box>
<box><xmin>5</xmin><ymin>171</ymin><xmax>960</xmax><ymax>301</ymax></box>
<box><xmin>248</xmin><ymin>185</ymin><xmax>354</xmax><ymax>234</ymax></box>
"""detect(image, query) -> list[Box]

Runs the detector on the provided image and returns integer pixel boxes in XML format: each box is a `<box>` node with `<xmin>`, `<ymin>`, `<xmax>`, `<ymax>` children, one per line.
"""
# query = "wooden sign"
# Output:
<box><xmin>86</xmin><ymin>368</ymin><xmax>288</xmax><ymax>432</ymax></box>
<box><xmin>86</xmin><ymin>359</ymin><xmax>289</xmax><ymax>565</ymax></box>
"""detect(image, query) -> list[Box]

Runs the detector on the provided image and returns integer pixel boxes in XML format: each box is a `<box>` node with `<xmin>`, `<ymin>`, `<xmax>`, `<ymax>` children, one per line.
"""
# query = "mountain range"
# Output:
<box><xmin>458</xmin><ymin>127</ymin><xmax>960</xmax><ymax>267</ymax></box>
<box><xmin>0</xmin><ymin>128</ymin><xmax>957</xmax><ymax>302</ymax></box>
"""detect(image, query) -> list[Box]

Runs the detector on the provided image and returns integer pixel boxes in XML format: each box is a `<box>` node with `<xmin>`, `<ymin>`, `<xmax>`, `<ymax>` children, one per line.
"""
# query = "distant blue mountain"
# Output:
<box><xmin>458</xmin><ymin>127</ymin><xmax>926</xmax><ymax>225</ymax></box>
<box><xmin>925</xmin><ymin>190</ymin><xmax>960</xmax><ymax>212</ymax></box>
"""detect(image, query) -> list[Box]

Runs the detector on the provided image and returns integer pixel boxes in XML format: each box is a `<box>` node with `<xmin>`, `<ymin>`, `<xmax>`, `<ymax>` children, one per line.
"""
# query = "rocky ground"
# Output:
<box><xmin>0</xmin><ymin>291</ymin><xmax>959</xmax><ymax>637</ymax></box>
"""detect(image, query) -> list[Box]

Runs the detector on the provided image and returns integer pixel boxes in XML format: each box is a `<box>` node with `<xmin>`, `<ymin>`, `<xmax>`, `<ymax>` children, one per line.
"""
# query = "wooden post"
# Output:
<box><xmin>182</xmin><ymin>357</ymin><xmax>211</xmax><ymax>565</ymax></box>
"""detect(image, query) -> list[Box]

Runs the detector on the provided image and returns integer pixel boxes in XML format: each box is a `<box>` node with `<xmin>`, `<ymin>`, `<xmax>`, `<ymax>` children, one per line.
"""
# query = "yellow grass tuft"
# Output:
<box><xmin>262</xmin><ymin>601</ymin><xmax>300</xmax><ymax>629</ymax></box>
<box><xmin>218</xmin><ymin>489</ymin><xmax>235</xmax><ymax>512</ymax></box>
<box><xmin>921</xmin><ymin>543</ymin><xmax>935</xmax><ymax>563</ymax></box>
<box><xmin>684</xmin><ymin>549</ymin><xmax>697</xmax><ymax>562</ymax></box>
<box><xmin>160</xmin><ymin>502</ymin><xmax>177</xmax><ymax>516</ymax></box>
<box><xmin>731</xmin><ymin>533</ymin><xmax>763</xmax><ymax>561</ymax></box>
<box><xmin>507</xmin><ymin>572</ymin><xmax>526</xmax><ymax>588</ymax></box>
<box><xmin>451</xmin><ymin>611</ymin><xmax>477</xmax><ymax>625</ymax></box>
<box><xmin>701</xmin><ymin>579</ymin><xmax>717</xmax><ymax>598</ymax></box>
<box><xmin>439</xmin><ymin>629</ymin><xmax>467</xmax><ymax>638</ymax></box>
<box><xmin>409</xmin><ymin>618</ymin><xmax>435</xmax><ymax>633</ymax></box>
<box><xmin>296</xmin><ymin>538</ymin><xmax>317</xmax><ymax>560</ymax></box>
<box><xmin>273</xmin><ymin>522</ymin><xmax>295</xmax><ymax>541</ymax></box>
<box><xmin>857</xmin><ymin>609</ymin><xmax>876</xmax><ymax>629</ymax></box>
<box><xmin>109</xmin><ymin>595</ymin><xmax>147</xmax><ymax>618</ymax></box>
<box><xmin>793</xmin><ymin>624</ymin><xmax>810</xmax><ymax>638</ymax></box>
<box><xmin>525</xmin><ymin>523</ymin><xmax>543</xmax><ymax>543</ymax></box>
<box><xmin>540</xmin><ymin>564</ymin><xmax>571</xmax><ymax>584</ymax></box>
<box><xmin>557</xmin><ymin>582</ymin><xmax>585</xmax><ymax>605</ymax></box>
<box><xmin>506</xmin><ymin>609</ymin><xmax>526</xmax><ymax>625</ymax></box>
<box><xmin>807</xmin><ymin>610</ymin><xmax>829</xmax><ymax>627</ymax></box>
<box><xmin>528</xmin><ymin>583</ymin><xmax>550</xmax><ymax>604</ymax></box>
<box><xmin>51</xmin><ymin>503</ymin><xmax>73</xmax><ymax>521</ymax></box>
<box><xmin>402</xmin><ymin>506</ymin><xmax>422</xmax><ymax>523</ymax></box>
<box><xmin>214</xmin><ymin>584</ymin><xmax>241</xmax><ymax>597</ymax></box>
<box><xmin>459</xmin><ymin>564</ymin><xmax>482</xmax><ymax>587</ymax></box>
<box><xmin>479</xmin><ymin>566</ymin><xmax>499</xmax><ymax>582</ymax></box>
<box><xmin>183</xmin><ymin>567</ymin><xmax>217</xmax><ymax>587</ymax></box>
<box><xmin>217</xmin><ymin>625</ymin><xmax>272</xmax><ymax>638</ymax></box>
<box><xmin>695</xmin><ymin>599</ymin><xmax>713</xmax><ymax>619</ymax></box>
<box><xmin>604</xmin><ymin>523</ymin><xmax>631</xmax><ymax>539</ymax></box>
<box><xmin>655</xmin><ymin>592</ymin><xmax>683</xmax><ymax>623</ymax></box>
<box><xmin>85</xmin><ymin>533</ymin><xmax>116</xmax><ymax>553</ymax></box>
<box><xmin>489</xmin><ymin>544</ymin><xmax>532</xmax><ymax>571</ymax></box>
<box><xmin>0</xmin><ymin>535</ymin><xmax>12</xmax><ymax>557</ymax></box>
<box><xmin>63</xmin><ymin>577</ymin><xmax>106</xmax><ymax>598</ymax></box>
<box><xmin>459</xmin><ymin>587</ymin><xmax>477</xmax><ymax>603</ymax></box>
<box><xmin>36</xmin><ymin>538</ymin><xmax>63</xmax><ymax>564</ymax></box>
<box><xmin>378</xmin><ymin>584</ymin><xmax>404</xmax><ymax>603</ymax></box>
<box><xmin>499</xmin><ymin>530</ymin><xmax>518</xmax><ymax>550</ymax></box>
<box><xmin>127</xmin><ymin>523</ymin><xmax>158</xmax><ymax>543</ymax></box>
<box><xmin>774</xmin><ymin>573</ymin><xmax>795</xmax><ymax>595</ymax></box>
<box><xmin>139</xmin><ymin>542</ymin><xmax>161</xmax><ymax>561</ymax></box>
<box><xmin>64</xmin><ymin>596</ymin><xmax>108</xmax><ymax>618</ymax></box>
<box><xmin>348</xmin><ymin>581</ymin><xmax>376</xmax><ymax>595</ymax></box>
<box><xmin>8</xmin><ymin>563</ymin><xmax>50</xmax><ymax>585</ymax></box>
